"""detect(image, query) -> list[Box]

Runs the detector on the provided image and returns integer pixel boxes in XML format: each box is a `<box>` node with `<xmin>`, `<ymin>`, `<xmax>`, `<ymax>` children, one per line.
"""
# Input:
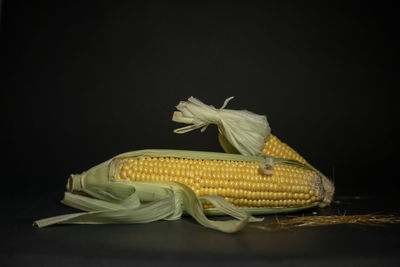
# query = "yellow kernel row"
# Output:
<box><xmin>119</xmin><ymin>158</ymin><xmax>316</xmax><ymax>186</ymax></box>
<box><xmin>195</xmin><ymin>187</ymin><xmax>317</xmax><ymax>199</ymax></box>
<box><xmin>202</xmin><ymin>197</ymin><xmax>314</xmax><ymax>208</ymax></box>
<box><xmin>227</xmin><ymin>198</ymin><xmax>312</xmax><ymax>208</ymax></box>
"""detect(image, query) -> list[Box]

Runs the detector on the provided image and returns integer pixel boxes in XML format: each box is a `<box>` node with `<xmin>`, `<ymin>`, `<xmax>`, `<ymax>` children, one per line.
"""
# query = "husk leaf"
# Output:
<box><xmin>172</xmin><ymin>96</ymin><xmax>270</xmax><ymax>156</ymax></box>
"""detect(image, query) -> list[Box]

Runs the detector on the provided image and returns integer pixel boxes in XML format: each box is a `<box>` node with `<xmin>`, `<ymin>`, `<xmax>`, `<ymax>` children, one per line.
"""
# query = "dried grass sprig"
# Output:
<box><xmin>251</xmin><ymin>213</ymin><xmax>400</xmax><ymax>231</ymax></box>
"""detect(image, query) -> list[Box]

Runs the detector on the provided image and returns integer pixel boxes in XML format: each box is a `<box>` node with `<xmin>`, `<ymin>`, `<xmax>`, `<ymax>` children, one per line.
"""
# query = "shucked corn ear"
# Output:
<box><xmin>34</xmin><ymin>149</ymin><xmax>334</xmax><ymax>233</ymax></box>
<box><xmin>172</xmin><ymin>96</ymin><xmax>313</xmax><ymax>164</ymax></box>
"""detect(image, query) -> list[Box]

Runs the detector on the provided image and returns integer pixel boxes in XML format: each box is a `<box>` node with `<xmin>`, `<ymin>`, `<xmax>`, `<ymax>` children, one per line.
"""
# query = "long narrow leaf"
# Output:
<box><xmin>200</xmin><ymin>195</ymin><xmax>263</xmax><ymax>223</ymax></box>
<box><xmin>34</xmin><ymin>194</ymin><xmax>177</xmax><ymax>227</ymax></box>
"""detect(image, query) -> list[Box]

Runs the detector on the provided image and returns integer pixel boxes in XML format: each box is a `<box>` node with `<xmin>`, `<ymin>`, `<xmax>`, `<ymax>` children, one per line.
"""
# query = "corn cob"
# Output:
<box><xmin>111</xmin><ymin>149</ymin><xmax>334</xmax><ymax>210</ymax></box>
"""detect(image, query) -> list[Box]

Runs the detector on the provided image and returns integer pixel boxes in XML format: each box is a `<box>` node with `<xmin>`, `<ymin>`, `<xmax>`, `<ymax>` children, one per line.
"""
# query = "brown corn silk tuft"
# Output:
<box><xmin>251</xmin><ymin>214</ymin><xmax>400</xmax><ymax>231</ymax></box>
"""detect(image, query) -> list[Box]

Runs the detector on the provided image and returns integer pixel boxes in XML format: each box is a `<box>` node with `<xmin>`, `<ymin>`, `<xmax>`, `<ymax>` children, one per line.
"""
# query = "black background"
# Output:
<box><xmin>1</xmin><ymin>1</ymin><xmax>400</xmax><ymax>266</ymax></box>
<box><xmin>2</xmin><ymin>0</ymin><xmax>399</xmax><ymax>197</ymax></box>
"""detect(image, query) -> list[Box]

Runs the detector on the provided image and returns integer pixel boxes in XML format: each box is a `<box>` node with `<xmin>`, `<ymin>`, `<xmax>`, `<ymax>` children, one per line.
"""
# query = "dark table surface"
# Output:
<box><xmin>1</xmin><ymin>195</ymin><xmax>399</xmax><ymax>266</ymax></box>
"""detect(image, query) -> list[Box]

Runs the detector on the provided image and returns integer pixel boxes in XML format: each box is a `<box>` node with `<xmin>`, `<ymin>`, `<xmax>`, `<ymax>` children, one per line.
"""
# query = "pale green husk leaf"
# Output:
<box><xmin>200</xmin><ymin>195</ymin><xmax>263</xmax><ymax>222</ymax></box>
<box><xmin>172</xmin><ymin>96</ymin><xmax>271</xmax><ymax>156</ymax></box>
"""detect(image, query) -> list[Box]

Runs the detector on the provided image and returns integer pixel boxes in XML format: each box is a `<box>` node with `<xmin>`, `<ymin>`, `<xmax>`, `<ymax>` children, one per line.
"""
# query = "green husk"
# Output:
<box><xmin>34</xmin><ymin>149</ymin><xmax>321</xmax><ymax>233</ymax></box>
